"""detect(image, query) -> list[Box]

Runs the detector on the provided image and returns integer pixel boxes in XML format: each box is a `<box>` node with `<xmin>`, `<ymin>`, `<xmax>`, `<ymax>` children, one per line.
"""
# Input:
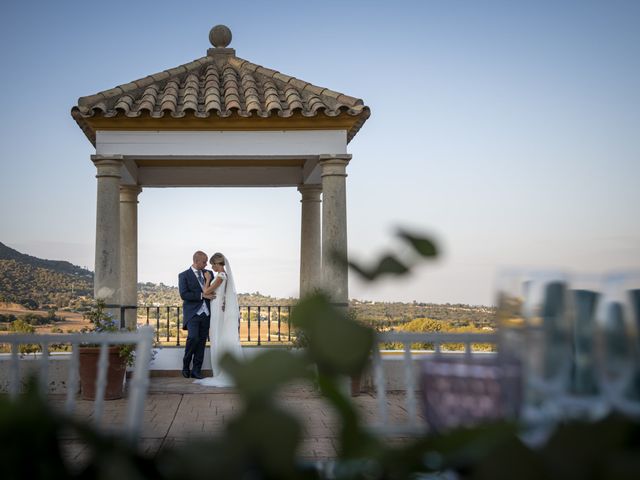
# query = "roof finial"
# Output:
<box><xmin>209</xmin><ymin>25</ymin><xmax>232</xmax><ymax>48</ymax></box>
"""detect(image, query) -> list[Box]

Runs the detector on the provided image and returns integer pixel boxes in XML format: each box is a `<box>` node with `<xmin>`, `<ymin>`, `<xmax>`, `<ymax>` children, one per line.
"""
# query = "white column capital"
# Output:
<box><xmin>319</xmin><ymin>154</ymin><xmax>352</xmax><ymax>162</ymax></box>
<box><xmin>319</xmin><ymin>154</ymin><xmax>351</xmax><ymax>178</ymax></box>
<box><xmin>297</xmin><ymin>184</ymin><xmax>322</xmax><ymax>202</ymax></box>
<box><xmin>92</xmin><ymin>155</ymin><xmax>124</xmax><ymax>178</ymax></box>
<box><xmin>91</xmin><ymin>154</ymin><xmax>124</xmax><ymax>161</ymax></box>
<box><xmin>119</xmin><ymin>185</ymin><xmax>142</xmax><ymax>203</ymax></box>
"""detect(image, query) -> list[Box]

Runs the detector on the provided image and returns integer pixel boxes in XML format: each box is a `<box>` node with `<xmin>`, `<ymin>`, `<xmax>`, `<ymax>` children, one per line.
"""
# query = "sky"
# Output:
<box><xmin>1</xmin><ymin>0</ymin><xmax>639</xmax><ymax>306</ymax></box>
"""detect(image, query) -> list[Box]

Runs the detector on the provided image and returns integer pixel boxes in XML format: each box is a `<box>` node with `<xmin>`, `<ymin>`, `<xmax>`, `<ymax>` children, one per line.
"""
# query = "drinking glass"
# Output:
<box><xmin>495</xmin><ymin>269</ymin><xmax>572</xmax><ymax>443</ymax></box>
<box><xmin>595</xmin><ymin>272</ymin><xmax>640</xmax><ymax>418</ymax></box>
<box><xmin>562</xmin><ymin>273</ymin><xmax>608</xmax><ymax>419</ymax></box>
<box><xmin>523</xmin><ymin>271</ymin><xmax>572</xmax><ymax>412</ymax></box>
<box><xmin>495</xmin><ymin>268</ymin><xmax>527</xmax><ymax>361</ymax></box>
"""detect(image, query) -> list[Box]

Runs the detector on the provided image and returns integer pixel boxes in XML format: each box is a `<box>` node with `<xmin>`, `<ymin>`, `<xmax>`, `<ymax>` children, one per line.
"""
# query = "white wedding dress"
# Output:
<box><xmin>194</xmin><ymin>257</ymin><xmax>243</xmax><ymax>387</ymax></box>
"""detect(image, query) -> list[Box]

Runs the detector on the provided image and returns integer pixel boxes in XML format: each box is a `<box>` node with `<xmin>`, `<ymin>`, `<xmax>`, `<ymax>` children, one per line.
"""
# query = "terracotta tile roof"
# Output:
<box><xmin>72</xmin><ymin>46</ymin><xmax>370</xmax><ymax>145</ymax></box>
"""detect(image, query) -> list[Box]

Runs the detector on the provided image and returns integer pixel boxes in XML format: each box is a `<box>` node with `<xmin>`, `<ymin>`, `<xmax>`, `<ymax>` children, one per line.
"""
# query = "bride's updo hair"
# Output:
<box><xmin>210</xmin><ymin>253</ymin><xmax>225</xmax><ymax>266</ymax></box>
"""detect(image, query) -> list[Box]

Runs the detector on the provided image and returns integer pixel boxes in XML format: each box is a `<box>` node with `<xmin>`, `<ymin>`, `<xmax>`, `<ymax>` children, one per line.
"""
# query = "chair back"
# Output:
<box><xmin>371</xmin><ymin>331</ymin><xmax>504</xmax><ymax>435</ymax></box>
<box><xmin>1</xmin><ymin>326</ymin><xmax>154</xmax><ymax>443</ymax></box>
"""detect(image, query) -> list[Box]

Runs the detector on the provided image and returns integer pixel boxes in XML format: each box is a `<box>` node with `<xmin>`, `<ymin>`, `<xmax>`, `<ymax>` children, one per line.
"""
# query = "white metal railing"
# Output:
<box><xmin>0</xmin><ymin>326</ymin><xmax>154</xmax><ymax>443</ymax></box>
<box><xmin>371</xmin><ymin>331</ymin><xmax>499</xmax><ymax>435</ymax></box>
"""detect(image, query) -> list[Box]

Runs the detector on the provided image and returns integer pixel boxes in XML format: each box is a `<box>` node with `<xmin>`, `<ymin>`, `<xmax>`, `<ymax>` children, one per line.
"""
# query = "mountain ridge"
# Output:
<box><xmin>0</xmin><ymin>242</ymin><xmax>92</xmax><ymax>278</ymax></box>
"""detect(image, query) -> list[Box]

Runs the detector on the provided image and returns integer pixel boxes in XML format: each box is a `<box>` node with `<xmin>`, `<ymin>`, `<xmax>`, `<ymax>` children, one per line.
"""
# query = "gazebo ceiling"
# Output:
<box><xmin>71</xmin><ymin>25</ymin><xmax>370</xmax><ymax>146</ymax></box>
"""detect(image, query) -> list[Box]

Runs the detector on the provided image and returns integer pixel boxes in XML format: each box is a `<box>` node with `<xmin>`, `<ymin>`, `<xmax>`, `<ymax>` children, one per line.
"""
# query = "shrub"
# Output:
<box><xmin>9</xmin><ymin>319</ymin><xmax>40</xmax><ymax>355</ymax></box>
<box><xmin>0</xmin><ymin>313</ymin><xmax>17</xmax><ymax>323</ymax></box>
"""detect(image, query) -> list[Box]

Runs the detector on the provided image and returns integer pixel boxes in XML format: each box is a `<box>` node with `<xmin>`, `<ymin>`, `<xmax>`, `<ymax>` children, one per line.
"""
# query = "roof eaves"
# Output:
<box><xmin>347</xmin><ymin>106</ymin><xmax>371</xmax><ymax>143</ymax></box>
<box><xmin>337</xmin><ymin>94</ymin><xmax>363</xmax><ymax>106</ymax></box>
<box><xmin>70</xmin><ymin>108</ymin><xmax>97</xmax><ymax>147</ymax></box>
<box><xmin>320</xmin><ymin>89</ymin><xmax>341</xmax><ymax>100</ymax></box>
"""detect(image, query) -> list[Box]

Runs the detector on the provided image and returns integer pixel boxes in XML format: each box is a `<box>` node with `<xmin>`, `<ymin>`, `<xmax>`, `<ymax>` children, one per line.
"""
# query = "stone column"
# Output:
<box><xmin>319</xmin><ymin>154</ymin><xmax>352</xmax><ymax>306</ymax></box>
<box><xmin>120</xmin><ymin>185</ymin><xmax>142</xmax><ymax>330</ymax></box>
<box><xmin>91</xmin><ymin>155</ymin><xmax>123</xmax><ymax>321</ymax></box>
<box><xmin>298</xmin><ymin>184</ymin><xmax>322</xmax><ymax>298</ymax></box>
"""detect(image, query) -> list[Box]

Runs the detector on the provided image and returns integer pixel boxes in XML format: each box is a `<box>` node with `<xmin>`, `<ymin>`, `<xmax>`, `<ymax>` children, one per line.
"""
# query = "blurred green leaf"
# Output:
<box><xmin>292</xmin><ymin>293</ymin><xmax>374</xmax><ymax>376</ymax></box>
<box><xmin>220</xmin><ymin>350</ymin><xmax>312</xmax><ymax>402</ymax></box>
<box><xmin>471</xmin><ymin>435</ymin><xmax>544</xmax><ymax>480</ymax></box>
<box><xmin>159</xmin><ymin>438</ymin><xmax>232</xmax><ymax>479</ymax></box>
<box><xmin>316</xmin><ymin>374</ymin><xmax>381</xmax><ymax>460</ymax></box>
<box><xmin>334</xmin><ymin>229</ymin><xmax>437</xmax><ymax>282</ymax></box>
<box><xmin>224</xmin><ymin>406</ymin><xmax>305</xmax><ymax>479</ymax></box>
<box><xmin>422</xmin><ymin>421</ymin><xmax>521</xmax><ymax>473</ymax></box>
<box><xmin>0</xmin><ymin>378</ymin><xmax>69</xmax><ymax>479</ymax></box>
<box><xmin>397</xmin><ymin>229</ymin><xmax>438</xmax><ymax>257</ymax></box>
<box><xmin>348</xmin><ymin>255</ymin><xmax>409</xmax><ymax>282</ymax></box>
<box><xmin>541</xmin><ymin>414</ymin><xmax>640</xmax><ymax>480</ymax></box>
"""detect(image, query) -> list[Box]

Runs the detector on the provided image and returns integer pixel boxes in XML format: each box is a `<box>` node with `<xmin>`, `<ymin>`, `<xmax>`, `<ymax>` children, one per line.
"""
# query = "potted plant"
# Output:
<box><xmin>78</xmin><ymin>300</ymin><xmax>135</xmax><ymax>400</ymax></box>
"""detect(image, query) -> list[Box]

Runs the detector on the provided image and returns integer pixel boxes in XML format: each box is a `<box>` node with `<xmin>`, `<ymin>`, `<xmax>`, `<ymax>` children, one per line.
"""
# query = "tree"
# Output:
<box><xmin>20</xmin><ymin>298</ymin><xmax>39</xmax><ymax>310</ymax></box>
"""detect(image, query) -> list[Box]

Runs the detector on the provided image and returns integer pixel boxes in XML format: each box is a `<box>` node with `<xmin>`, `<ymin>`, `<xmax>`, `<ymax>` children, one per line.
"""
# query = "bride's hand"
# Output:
<box><xmin>204</xmin><ymin>271</ymin><xmax>212</xmax><ymax>281</ymax></box>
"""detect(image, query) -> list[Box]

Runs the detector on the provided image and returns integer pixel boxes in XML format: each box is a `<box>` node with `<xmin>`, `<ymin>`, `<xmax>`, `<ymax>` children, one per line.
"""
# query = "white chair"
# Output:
<box><xmin>370</xmin><ymin>331</ymin><xmax>500</xmax><ymax>435</ymax></box>
<box><xmin>1</xmin><ymin>326</ymin><xmax>154</xmax><ymax>443</ymax></box>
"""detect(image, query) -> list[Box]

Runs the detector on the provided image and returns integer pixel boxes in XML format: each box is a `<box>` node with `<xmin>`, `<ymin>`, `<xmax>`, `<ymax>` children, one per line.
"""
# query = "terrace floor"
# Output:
<box><xmin>53</xmin><ymin>377</ymin><xmax>422</xmax><ymax>465</ymax></box>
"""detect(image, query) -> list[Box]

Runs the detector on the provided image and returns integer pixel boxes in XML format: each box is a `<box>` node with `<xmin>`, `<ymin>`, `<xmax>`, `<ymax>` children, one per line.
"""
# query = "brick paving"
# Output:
<box><xmin>51</xmin><ymin>377</ymin><xmax>424</xmax><ymax>464</ymax></box>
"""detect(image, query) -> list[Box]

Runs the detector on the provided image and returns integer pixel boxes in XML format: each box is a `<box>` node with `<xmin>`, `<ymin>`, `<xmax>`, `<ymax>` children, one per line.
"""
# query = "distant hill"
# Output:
<box><xmin>137</xmin><ymin>282</ymin><xmax>296</xmax><ymax>309</ymax></box>
<box><xmin>0</xmin><ymin>242</ymin><xmax>93</xmax><ymax>278</ymax></box>
<box><xmin>351</xmin><ymin>300</ymin><xmax>495</xmax><ymax>328</ymax></box>
<box><xmin>0</xmin><ymin>259</ymin><xmax>93</xmax><ymax>310</ymax></box>
<box><xmin>0</xmin><ymin>242</ymin><xmax>94</xmax><ymax>310</ymax></box>
<box><xmin>134</xmin><ymin>283</ymin><xmax>495</xmax><ymax>326</ymax></box>
<box><xmin>0</xmin><ymin>242</ymin><xmax>301</xmax><ymax>311</ymax></box>
<box><xmin>0</xmin><ymin>241</ymin><xmax>494</xmax><ymax>326</ymax></box>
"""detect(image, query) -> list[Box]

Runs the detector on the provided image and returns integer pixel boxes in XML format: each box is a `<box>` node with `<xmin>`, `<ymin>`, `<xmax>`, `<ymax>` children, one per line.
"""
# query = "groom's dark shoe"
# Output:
<box><xmin>181</xmin><ymin>369</ymin><xmax>190</xmax><ymax>378</ymax></box>
<box><xmin>190</xmin><ymin>371</ymin><xmax>204</xmax><ymax>379</ymax></box>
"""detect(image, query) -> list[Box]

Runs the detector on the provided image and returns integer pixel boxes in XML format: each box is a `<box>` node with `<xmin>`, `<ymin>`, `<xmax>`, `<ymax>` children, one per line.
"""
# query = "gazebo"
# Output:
<box><xmin>71</xmin><ymin>25</ymin><xmax>370</xmax><ymax>326</ymax></box>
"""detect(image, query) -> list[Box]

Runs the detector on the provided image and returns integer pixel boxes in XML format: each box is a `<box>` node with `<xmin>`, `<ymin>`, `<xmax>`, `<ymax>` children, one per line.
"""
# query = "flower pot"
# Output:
<box><xmin>78</xmin><ymin>346</ymin><xmax>127</xmax><ymax>400</ymax></box>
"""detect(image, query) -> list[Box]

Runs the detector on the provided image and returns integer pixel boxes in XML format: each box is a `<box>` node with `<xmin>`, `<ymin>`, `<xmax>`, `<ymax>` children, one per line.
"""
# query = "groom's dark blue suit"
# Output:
<box><xmin>179</xmin><ymin>267</ymin><xmax>212</xmax><ymax>377</ymax></box>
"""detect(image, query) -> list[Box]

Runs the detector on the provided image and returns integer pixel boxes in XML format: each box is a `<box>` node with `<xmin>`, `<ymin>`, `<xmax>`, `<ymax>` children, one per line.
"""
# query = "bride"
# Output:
<box><xmin>194</xmin><ymin>252</ymin><xmax>243</xmax><ymax>387</ymax></box>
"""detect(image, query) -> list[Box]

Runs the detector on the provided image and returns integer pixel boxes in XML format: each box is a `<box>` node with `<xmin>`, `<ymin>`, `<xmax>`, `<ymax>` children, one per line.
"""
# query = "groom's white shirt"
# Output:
<box><xmin>191</xmin><ymin>266</ymin><xmax>210</xmax><ymax>316</ymax></box>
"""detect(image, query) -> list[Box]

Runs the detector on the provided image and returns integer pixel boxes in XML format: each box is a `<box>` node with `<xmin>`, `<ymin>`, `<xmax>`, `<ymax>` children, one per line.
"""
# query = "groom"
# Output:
<box><xmin>179</xmin><ymin>251</ymin><xmax>215</xmax><ymax>379</ymax></box>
